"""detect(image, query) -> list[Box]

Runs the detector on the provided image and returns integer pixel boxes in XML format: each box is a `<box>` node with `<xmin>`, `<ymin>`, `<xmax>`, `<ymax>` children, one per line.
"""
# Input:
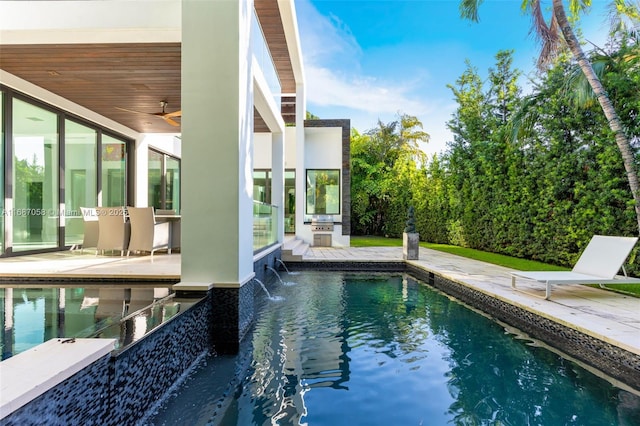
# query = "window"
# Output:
<box><xmin>148</xmin><ymin>149</ymin><xmax>163</xmax><ymax>209</ymax></box>
<box><xmin>285</xmin><ymin>170</ymin><xmax>295</xmax><ymax>233</ymax></box>
<box><xmin>101</xmin><ymin>134</ymin><xmax>127</xmax><ymax>207</ymax></box>
<box><xmin>148</xmin><ymin>148</ymin><xmax>180</xmax><ymax>213</ymax></box>
<box><xmin>253</xmin><ymin>170</ymin><xmax>270</xmax><ymax>203</ymax></box>
<box><xmin>0</xmin><ymin>87</ymin><xmax>132</xmax><ymax>254</ymax></box>
<box><xmin>166</xmin><ymin>156</ymin><xmax>180</xmax><ymax>212</ymax></box>
<box><xmin>306</xmin><ymin>169</ymin><xmax>340</xmax><ymax>215</ymax></box>
<box><xmin>64</xmin><ymin>120</ymin><xmax>97</xmax><ymax>246</ymax></box>
<box><xmin>12</xmin><ymin>98</ymin><xmax>59</xmax><ymax>251</ymax></box>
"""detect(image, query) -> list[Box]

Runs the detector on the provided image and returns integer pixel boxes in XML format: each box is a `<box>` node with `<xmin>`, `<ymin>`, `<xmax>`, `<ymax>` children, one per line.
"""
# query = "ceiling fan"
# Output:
<box><xmin>116</xmin><ymin>101</ymin><xmax>181</xmax><ymax>127</ymax></box>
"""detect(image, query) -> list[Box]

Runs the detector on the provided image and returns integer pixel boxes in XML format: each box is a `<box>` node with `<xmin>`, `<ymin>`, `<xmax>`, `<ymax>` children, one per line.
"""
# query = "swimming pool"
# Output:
<box><xmin>0</xmin><ymin>285</ymin><xmax>190</xmax><ymax>359</ymax></box>
<box><xmin>146</xmin><ymin>271</ymin><xmax>640</xmax><ymax>425</ymax></box>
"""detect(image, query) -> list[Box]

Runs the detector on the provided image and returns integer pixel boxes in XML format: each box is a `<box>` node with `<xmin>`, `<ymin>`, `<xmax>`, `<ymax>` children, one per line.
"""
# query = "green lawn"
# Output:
<box><xmin>350</xmin><ymin>236</ymin><xmax>640</xmax><ymax>297</ymax></box>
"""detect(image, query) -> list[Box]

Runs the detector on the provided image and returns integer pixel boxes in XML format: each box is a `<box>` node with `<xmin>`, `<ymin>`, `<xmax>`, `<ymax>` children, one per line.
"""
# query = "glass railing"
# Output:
<box><xmin>253</xmin><ymin>201</ymin><xmax>278</xmax><ymax>251</ymax></box>
<box><xmin>251</xmin><ymin>9</ymin><xmax>281</xmax><ymax>108</ymax></box>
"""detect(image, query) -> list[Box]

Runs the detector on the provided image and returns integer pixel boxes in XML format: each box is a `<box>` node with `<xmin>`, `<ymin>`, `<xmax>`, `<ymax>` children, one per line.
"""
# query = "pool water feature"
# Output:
<box><xmin>1</xmin><ymin>285</ymin><xmax>189</xmax><ymax>359</ymax></box>
<box><xmin>146</xmin><ymin>272</ymin><xmax>640</xmax><ymax>425</ymax></box>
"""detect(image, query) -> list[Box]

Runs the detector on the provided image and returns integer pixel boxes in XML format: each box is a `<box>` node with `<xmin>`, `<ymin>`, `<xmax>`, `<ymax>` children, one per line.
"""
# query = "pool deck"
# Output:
<box><xmin>0</xmin><ymin>246</ymin><xmax>638</xmax><ymax>358</ymax></box>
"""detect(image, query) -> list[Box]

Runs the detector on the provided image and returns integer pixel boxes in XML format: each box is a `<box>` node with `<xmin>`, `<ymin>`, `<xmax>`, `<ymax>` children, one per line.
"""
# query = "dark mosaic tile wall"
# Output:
<box><xmin>209</xmin><ymin>249</ymin><xmax>280</xmax><ymax>355</ymax></box>
<box><xmin>1</xmin><ymin>297</ymin><xmax>211</xmax><ymax>426</ymax></box>
<box><xmin>1</xmin><ymin>352</ymin><xmax>111</xmax><ymax>426</ymax></box>
<box><xmin>406</xmin><ymin>264</ymin><xmax>640</xmax><ymax>391</ymax></box>
<box><xmin>108</xmin><ymin>297</ymin><xmax>211</xmax><ymax>425</ymax></box>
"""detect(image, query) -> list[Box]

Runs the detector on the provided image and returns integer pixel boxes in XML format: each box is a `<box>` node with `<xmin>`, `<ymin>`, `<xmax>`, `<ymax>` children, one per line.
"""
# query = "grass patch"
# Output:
<box><xmin>350</xmin><ymin>236</ymin><xmax>403</xmax><ymax>247</ymax></box>
<box><xmin>350</xmin><ymin>236</ymin><xmax>639</xmax><ymax>297</ymax></box>
<box><xmin>420</xmin><ymin>243</ymin><xmax>567</xmax><ymax>271</ymax></box>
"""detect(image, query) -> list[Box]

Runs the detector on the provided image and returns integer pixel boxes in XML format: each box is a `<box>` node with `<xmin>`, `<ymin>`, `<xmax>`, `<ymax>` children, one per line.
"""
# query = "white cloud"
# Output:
<box><xmin>306</xmin><ymin>66</ymin><xmax>431</xmax><ymax>115</ymax></box>
<box><xmin>297</xmin><ymin>0</ymin><xmax>447</xmax><ymax>154</ymax></box>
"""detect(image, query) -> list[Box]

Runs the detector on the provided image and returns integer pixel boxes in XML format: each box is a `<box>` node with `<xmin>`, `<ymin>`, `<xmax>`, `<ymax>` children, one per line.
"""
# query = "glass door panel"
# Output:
<box><xmin>166</xmin><ymin>156</ymin><xmax>180</xmax><ymax>212</ymax></box>
<box><xmin>101</xmin><ymin>135</ymin><xmax>126</xmax><ymax>207</ymax></box>
<box><xmin>148</xmin><ymin>149</ymin><xmax>163</xmax><ymax>210</ymax></box>
<box><xmin>285</xmin><ymin>170</ymin><xmax>295</xmax><ymax>233</ymax></box>
<box><xmin>12</xmin><ymin>99</ymin><xmax>59</xmax><ymax>251</ymax></box>
<box><xmin>64</xmin><ymin>120</ymin><xmax>97</xmax><ymax>246</ymax></box>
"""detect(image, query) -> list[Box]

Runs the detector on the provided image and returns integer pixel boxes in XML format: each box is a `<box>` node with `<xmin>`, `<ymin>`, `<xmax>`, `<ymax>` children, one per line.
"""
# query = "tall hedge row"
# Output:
<box><xmin>350</xmin><ymin>45</ymin><xmax>640</xmax><ymax>274</ymax></box>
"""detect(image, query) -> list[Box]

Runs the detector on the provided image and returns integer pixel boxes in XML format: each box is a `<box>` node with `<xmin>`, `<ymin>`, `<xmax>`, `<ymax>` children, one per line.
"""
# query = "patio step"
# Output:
<box><xmin>281</xmin><ymin>238</ymin><xmax>309</xmax><ymax>262</ymax></box>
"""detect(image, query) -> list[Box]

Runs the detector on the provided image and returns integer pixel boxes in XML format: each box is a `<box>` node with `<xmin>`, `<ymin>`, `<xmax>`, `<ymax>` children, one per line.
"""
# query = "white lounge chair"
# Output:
<box><xmin>510</xmin><ymin>235</ymin><xmax>640</xmax><ymax>299</ymax></box>
<box><xmin>127</xmin><ymin>207</ymin><xmax>170</xmax><ymax>258</ymax></box>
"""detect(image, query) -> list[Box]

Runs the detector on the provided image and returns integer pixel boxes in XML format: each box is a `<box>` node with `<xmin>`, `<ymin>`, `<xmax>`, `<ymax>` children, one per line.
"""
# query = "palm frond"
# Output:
<box><xmin>609</xmin><ymin>1</ymin><xmax>640</xmax><ymax>41</ymax></box>
<box><xmin>509</xmin><ymin>93</ymin><xmax>543</xmax><ymax>141</ymax></box>
<box><xmin>459</xmin><ymin>0</ymin><xmax>483</xmax><ymax>22</ymax></box>
<box><xmin>568</xmin><ymin>0</ymin><xmax>592</xmax><ymax>16</ymax></box>
<box><xmin>529</xmin><ymin>0</ymin><xmax>563</xmax><ymax>69</ymax></box>
<box><xmin>537</xmin><ymin>12</ymin><xmax>563</xmax><ymax>68</ymax></box>
<box><xmin>565</xmin><ymin>51</ymin><xmax>632</xmax><ymax>107</ymax></box>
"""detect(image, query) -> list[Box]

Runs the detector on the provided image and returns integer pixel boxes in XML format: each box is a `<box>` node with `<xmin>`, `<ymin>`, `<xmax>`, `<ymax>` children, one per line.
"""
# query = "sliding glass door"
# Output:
<box><xmin>12</xmin><ymin>98</ymin><xmax>59</xmax><ymax>252</ymax></box>
<box><xmin>148</xmin><ymin>148</ymin><xmax>181</xmax><ymax>213</ymax></box>
<box><xmin>64</xmin><ymin>120</ymin><xmax>97</xmax><ymax>246</ymax></box>
<box><xmin>102</xmin><ymin>135</ymin><xmax>127</xmax><ymax>207</ymax></box>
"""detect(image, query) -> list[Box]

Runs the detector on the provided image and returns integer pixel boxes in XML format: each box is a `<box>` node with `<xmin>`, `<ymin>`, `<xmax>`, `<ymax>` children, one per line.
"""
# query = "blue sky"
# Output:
<box><xmin>296</xmin><ymin>0</ymin><xmax>612</xmax><ymax>156</ymax></box>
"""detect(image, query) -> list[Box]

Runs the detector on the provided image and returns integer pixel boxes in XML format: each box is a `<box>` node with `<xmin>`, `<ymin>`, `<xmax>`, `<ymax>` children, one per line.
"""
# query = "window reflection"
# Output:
<box><xmin>306</xmin><ymin>169</ymin><xmax>340</xmax><ymax>215</ymax></box>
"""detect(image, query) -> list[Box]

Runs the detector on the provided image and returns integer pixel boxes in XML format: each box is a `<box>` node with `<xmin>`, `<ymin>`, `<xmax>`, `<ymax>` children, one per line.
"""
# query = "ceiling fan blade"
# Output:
<box><xmin>163</xmin><ymin>117</ymin><xmax>180</xmax><ymax>127</ymax></box>
<box><xmin>115</xmin><ymin>106</ymin><xmax>154</xmax><ymax>116</ymax></box>
<box><xmin>164</xmin><ymin>110</ymin><xmax>181</xmax><ymax>118</ymax></box>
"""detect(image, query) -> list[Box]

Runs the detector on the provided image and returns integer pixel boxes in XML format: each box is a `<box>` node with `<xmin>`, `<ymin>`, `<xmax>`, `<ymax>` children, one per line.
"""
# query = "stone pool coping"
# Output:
<box><xmin>0</xmin><ymin>338</ymin><xmax>116</xmax><ymax>419</ymax></box>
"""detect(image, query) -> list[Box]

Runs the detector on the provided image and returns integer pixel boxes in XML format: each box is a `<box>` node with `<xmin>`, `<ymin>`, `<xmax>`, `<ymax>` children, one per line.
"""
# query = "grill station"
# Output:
<box><xmin>311</xmin><ymin>215</ymin><xmax>333</xmax><ymax>246</ymax></box>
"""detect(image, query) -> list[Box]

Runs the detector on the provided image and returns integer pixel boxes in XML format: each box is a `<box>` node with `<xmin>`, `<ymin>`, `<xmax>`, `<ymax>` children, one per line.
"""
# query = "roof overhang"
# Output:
<box><xmin>0</xmin><ymin>0</ymin><xmax>301</xmax><ymax>134</ymax></box>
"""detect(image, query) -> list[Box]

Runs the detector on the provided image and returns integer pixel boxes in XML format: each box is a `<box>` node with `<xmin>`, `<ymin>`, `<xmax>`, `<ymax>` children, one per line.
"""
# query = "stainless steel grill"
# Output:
<box><xmin>310</xmin><ymin>215</ymin><xmax>334</xmax><ymax>232</ymax></box>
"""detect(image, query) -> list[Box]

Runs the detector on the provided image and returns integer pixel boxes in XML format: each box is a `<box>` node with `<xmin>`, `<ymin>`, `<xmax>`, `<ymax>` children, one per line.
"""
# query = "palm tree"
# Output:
<box><xmin>460</xmin><ymin>0</ymin><xmax>640</xmax><ymax>234</ymax></box>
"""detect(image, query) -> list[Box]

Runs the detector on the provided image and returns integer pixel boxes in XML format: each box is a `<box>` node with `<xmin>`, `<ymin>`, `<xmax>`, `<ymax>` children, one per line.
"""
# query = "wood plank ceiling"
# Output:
<box><xmin>0</xmin><ymin>1</ymin><xmax>296</xmax><ymax>134</ymax></box>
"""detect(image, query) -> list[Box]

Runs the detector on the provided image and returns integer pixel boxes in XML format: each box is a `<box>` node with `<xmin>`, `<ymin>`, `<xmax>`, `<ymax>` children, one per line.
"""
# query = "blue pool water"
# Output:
<box><xmin>147</xmin><ymin>272</ymin><xmax>640</xmax><ymax>425</ymax></box>
<box><xmin>0</xmin><ymin>285</ymin><xmax>190</xmax><ymax>359</ymax></box>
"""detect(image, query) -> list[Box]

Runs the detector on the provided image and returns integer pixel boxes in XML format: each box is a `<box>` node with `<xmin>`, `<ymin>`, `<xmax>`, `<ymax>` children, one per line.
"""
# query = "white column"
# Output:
<box><xmin>271</xmin><ymin>132</ymin><xmax>284</xmax><ymax>242</ymax></box>
<box><xmin>180</xmin><ymin>0</ymin><xmax>254</xmax><ymax>287</ymax></box>
<box><xmin>134</xmin><ymin>136</ymin><xmax>148</xmax><ymax>208</ymax></box>
<box><xmin>294</xmin><ymin>82</ymin><xmax>306</xmax><ymax>240</ymax></box>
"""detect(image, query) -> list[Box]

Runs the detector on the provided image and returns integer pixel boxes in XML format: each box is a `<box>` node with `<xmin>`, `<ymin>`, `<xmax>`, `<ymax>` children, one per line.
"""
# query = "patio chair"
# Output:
<box><xmin>80</xmin><ymin>207</ymin><xmax>99</xmax><ymax>254</ymax></box>
<box><xmin>127</xmin><ymin>206</ymin><xmax>170</xmax><ymax>258</ymax></box>
<box><xmin>510</xmin><ymin>235</ymin><xmax>640</xmax><ymax>299</ymax></box>
<box><xmin>96</xmin><ymin>206</ymin><xmax>130</xmax><ymax>256</ymax></box>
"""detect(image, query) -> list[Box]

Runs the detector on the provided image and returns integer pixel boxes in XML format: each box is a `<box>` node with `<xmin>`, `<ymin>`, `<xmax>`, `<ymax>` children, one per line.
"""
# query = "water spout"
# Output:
<box><xmin>265</xmin><ymin>266</ymin><xmax>284</xmax><ymax>285</ymax></box>
<box><xmin>275</xmin><ymin>258</ymin><xmax>299</xmax><ymax>275</ymax></box>
<box><xmin>275</xmin><ymin>258</ymin><xmax>290</xmax><ymax>273</ymax></box>
<box><xmin>253</xmin><ymin>278</ymin><xmax>272</xmax><ymax>298</ymax></box>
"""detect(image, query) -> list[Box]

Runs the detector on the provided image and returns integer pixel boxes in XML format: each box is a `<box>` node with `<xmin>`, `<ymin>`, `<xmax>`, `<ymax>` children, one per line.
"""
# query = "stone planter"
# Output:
<box><xmin>403</xmin><ymin>232</ymin><xmax>419</xmax><ymax>260</ymax></box>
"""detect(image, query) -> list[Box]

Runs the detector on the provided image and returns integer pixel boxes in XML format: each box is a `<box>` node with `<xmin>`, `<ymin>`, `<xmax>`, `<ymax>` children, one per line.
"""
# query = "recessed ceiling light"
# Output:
<box><xmin>47</xmin><ymin>70</ymin><xmax>61</xmax><ymax>76</ymax></box>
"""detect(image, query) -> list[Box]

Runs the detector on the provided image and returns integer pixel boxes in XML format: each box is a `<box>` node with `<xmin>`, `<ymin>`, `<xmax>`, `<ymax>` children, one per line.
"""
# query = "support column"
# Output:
<box><xmin>271</xmin><ymin>132</ymin><xmax>284</xmax><ymax>243</ymax></box>
<box><xmin>179</xmin><ymin>0</ymin><xmax>255</xmax><ymax>353</ymax></box>
<box><xmin>294</xmin><ymin>83</ymin><xmax>306</xmax><ymax>240</ymax></box>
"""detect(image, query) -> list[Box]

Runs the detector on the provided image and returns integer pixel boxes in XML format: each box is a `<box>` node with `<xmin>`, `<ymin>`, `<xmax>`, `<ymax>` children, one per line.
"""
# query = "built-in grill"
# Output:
<box><xmin>311</xmin><ymin>215</ymin><xmax>333</xmax><ymax>246</ymax></box>
<box><xmin>310</xmin><ymin>215</ymin><xmax>334</xmax><ymax>232</ymax></box>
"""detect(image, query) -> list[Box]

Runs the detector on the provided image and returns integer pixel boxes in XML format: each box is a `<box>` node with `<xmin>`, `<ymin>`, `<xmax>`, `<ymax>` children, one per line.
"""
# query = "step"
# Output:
<box><xmin>281</xmin><ymin>238</ymin><xmax>308</xmax><ymax>262</ymax></box>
